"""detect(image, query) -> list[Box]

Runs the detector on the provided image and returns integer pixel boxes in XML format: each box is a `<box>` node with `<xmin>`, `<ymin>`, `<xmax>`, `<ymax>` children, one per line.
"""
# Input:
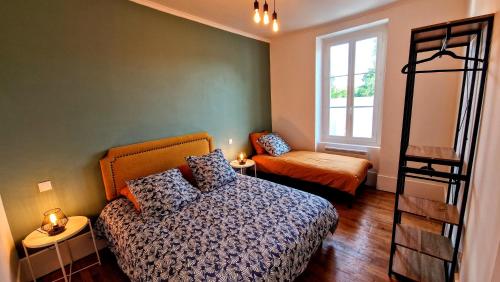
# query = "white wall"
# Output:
<box><xmin>270</xmin><ymin>0</ymin><xmax>468</xmax><ymax>197</ymax></box>
<box><xmin>0</xmin><ymin>195</ymin><xmax>18</xmax><ymax>282</ymax></box>
<box><xmin>461</xmin><ymin>1</ymin><xmax>500</xmax><ymax>281</ymax></box>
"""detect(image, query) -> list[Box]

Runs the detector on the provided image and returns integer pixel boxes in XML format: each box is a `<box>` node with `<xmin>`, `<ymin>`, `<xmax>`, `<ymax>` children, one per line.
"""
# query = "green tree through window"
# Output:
<box><xmin>330</xmin><ymin>76</ymin><xmax>347</xmax><ymax>98</ymax></box>
<box><xmin>331</xmin><ymin>68</ymin><xmax>375</xmax><ymax>99</ymax></box>
<box><xmin>355</xmin><ymin>69</ymin><xmax>375</xmax><ymax>97</ymax></box>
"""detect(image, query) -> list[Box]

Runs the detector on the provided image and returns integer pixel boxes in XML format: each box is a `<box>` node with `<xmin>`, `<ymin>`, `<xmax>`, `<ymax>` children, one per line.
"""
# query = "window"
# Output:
<box><xmin>320</xmin><ymin>24</ymin><xmax>386</xmax><ymax>146</ymax></box>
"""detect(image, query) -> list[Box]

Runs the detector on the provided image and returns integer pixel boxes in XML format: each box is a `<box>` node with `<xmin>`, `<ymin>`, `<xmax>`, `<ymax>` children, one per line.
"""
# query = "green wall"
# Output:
<box><xmin>0</xmin><ymin>0</ymin><xmax>271</xmax><ymax>243</ymax></box>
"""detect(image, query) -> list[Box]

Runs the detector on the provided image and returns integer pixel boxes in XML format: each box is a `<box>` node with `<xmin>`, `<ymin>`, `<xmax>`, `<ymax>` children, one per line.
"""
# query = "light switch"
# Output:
<box><xmin>228</xmin><ymin>139</ymin><xmax>233</xmax><ymax>145</ymax></box>
<box><xmin>38</xmin><ymin>181</ymin><xmax>53</xmax><ymax>192</ymax></box>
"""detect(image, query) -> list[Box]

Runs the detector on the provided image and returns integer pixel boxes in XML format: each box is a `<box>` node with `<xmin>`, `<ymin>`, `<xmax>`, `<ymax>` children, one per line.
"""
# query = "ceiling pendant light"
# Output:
<box><xmin>252</xmin><ymin>0</ymin><xmax>280</xmax><ymax>32</ymax></box>
<box><xmin>263</xmin><ymin>0</ymin><xmax>270</xmax><ymax>25</ymax></box>
<box><xmin>272</xmin><ymin>0</ymin><xmax>279</xmax><ymax>32</ymax></box>
<box><xmin>272</xmin><ymin>12</ymin><xmax>278</xmax><ymax>32</ymax></box>
<box><xmin>253</xmin><ymin>0</ymin><xmax>261</xmax><ymax>23</ymax></box>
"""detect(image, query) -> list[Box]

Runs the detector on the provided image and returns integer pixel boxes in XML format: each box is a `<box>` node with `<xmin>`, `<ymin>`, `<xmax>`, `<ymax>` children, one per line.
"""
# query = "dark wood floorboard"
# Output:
<box><xmin>297</xmin><ymin>187</ymin><xmax>397</xmax><ymax>282</ymax></box>
<box><xmin>40</xmin><ymin>179</ymin><xmax>440</xmax><ymax>282</ymax></box>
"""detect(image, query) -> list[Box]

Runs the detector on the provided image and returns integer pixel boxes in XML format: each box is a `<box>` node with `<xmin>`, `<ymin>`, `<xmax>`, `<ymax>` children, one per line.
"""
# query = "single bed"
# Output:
<box><xmin>252</xmin><ymin>150</ymin><xmax>372</xmax><ymax>195</ymax></box>
<box><xmin>96</xmin><ymin>132</ymin><xmax>339</xmax><ymax>281</ymax></box>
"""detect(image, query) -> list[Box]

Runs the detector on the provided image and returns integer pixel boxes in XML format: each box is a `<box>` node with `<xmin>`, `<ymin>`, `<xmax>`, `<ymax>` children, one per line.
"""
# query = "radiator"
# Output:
<box><xmin>324</xmin><ymin>146</ymin><xmax>368</xmax><ymax>158</ymax></box>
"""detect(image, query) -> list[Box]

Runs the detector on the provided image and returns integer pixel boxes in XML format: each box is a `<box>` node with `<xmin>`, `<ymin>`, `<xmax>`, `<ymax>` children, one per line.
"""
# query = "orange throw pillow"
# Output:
<box><xmin>119</xmin><ymin>186</ymin><xmax>141</xmax><ymax>212</ymax></box>
<box><xmin>250</xmin><ymin>131</ymin><xmax>270</xmax><ymax>155</ymax></box>
<box><xmin>177</xmin><ymin>164</ymin><xmax>197</xmax><ymax>187</ymax></box>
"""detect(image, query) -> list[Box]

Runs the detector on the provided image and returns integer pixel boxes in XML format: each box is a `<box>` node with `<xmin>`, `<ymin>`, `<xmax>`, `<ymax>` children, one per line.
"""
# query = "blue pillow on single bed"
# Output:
<box><xmin>186</xmin><ymin>148</ymin><xmax>237</xmax><ymax>192</ymax></box>
<box><xmin>257</xmin><ymin>133</ymin><xmax>291</xmax><ymax>156</ymax></box>
<box><xmin>126</xmin><ymin>168</ymin><xmax>200</xmax><ymax>218</ymax></box>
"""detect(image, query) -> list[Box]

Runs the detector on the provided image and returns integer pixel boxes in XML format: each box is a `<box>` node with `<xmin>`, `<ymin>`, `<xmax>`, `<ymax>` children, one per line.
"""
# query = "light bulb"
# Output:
<box><xmin>253</xmin><ymin>0</ymin><xmax>261</xmax><ymax>24</ymax></box>
<box><xmin>49</xmin><ymin>213</ymin><xmax>57</xmax><ymax>226</ymax></box>
<box><xmin>253</xmin><ymin>9</ymin><xmax>261</xmax><ymax>23</ymax></box>
<box><xmin>272</xmin><ymin>11</ymin><xmax>278</xmax><ymax>32</ymax></box>
<box><xmin>273</xmin><ymin>19</ymin><xmax>279</xmax><ymax>32</ymax></box>
<box><xmin>263</xmin><ymin>11</ymin><xmax>270</xmax><ymax>25</ymax></box>
<box><xmin>263</xmin><ymin>1</ymin><xmax>269</xmax><ymax>25</ymax></box>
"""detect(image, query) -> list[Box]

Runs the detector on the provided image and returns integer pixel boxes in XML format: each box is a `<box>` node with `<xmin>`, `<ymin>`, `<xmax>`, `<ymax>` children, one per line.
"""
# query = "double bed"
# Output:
<box><xmin>96</xmin><ymin>132</ymin><xmax>339</xmax><ymax>281</ymax></box>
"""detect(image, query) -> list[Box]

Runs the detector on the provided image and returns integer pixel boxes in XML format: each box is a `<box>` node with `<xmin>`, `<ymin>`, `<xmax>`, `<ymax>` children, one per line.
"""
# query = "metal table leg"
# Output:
<box><xmin>23</xmin><ymin>241</ymin><xmax>36</xmax><ymax>282</ymax></box>
<box><xmin>54</xmin><ymin>242</ymin><xmax>69</xmax><ymax>282</ymax></box>
<box><xmin>88</xmin><ymin>220</ymin><xmax>101</xmax><ymax>265</ymax></box>
<box><xmin>66</xmin><ymin>240</ymin><xmax>74</xmax><ymax>282</ymax></box>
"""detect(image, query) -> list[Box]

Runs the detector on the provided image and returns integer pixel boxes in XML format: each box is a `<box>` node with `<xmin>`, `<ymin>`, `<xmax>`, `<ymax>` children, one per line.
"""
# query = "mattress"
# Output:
<box><xmin>96</xmin><ymin>174</ymin><xmax>338</xmax><ymax>281</ymax></box>
<box><xmin>252</xmin><ymin>150</ymin><xmax>372</xmax><ymax>195</ymax></box>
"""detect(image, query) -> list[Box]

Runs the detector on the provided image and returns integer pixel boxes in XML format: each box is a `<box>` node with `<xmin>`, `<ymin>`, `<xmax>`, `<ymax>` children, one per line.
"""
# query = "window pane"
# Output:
<box><xmin>330</xmin><ymin>107</ymin><xmax>346</xmax><ymax>136</ymax></box>
<box><xmin>330</xmin><ymin>43</ymin><xmax>349</xmax><ymax>76</ymax></box>
<box><xmin>330</xmin><ymin>76</ymin><xmax>347</xmax><ymax>107</ymax></box>
<box><xmin>353</xmin><ymin>38</ymin><xmax>376</xmax><ymax>139</ymax></box>
<box><xmin>355</xmin><ymin>37</ymin><xmax>377</xmax><ymax>74</ymax></box>
<box><xmin>354</xmin><ymin>73</ymin><xmax>375</xmax><ymax>106</ymax></box>
<box><xmin>353</xmin><ymin>107</ymin><xmax>373</xmax><ymax>138</ymax></box>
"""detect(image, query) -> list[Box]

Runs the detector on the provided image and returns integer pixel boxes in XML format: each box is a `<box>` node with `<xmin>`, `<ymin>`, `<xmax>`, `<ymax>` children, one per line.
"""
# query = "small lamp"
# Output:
<box><xmin>238</xmin><ymin>152</ymin><xmax>247</xmax><ymax>165</ymax></box>
<box><xmin>41</xmin><ymin>208</ymin><xmax>68</xmax><ymax>236</ymax></box>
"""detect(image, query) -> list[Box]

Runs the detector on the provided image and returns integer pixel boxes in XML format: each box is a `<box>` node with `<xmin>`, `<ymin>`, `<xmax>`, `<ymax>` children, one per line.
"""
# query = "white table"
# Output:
<box><xmin>22</xmin><ymin>216</ymin><xmax>101</xmax><ymax>282</ymax></box>
<box><xmin>230</xmin><ymin>159</ymin><xmax>257</xmax><ymax>177</ymax></box>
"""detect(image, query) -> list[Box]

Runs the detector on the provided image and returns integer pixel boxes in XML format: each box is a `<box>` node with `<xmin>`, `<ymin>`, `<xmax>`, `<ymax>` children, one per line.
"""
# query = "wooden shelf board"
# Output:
<box><xmin>395</xmin><ymin>224</ymin><xmax>453</xmax><ymax>261</ymax></box>
<box><xmin>398</xmin><ymin>195</ymin><xmax>460</xmax><ymax>225</ymax></box>
<box><xmin>412</xmin><ymin>14</ymin><xmax>492</xmax><ymax>52</ymax></box>
<box><xmin>393</xmin><ymin>246</ymin><xmax>446</xmax><ymax>282</ymax></box>
<box><xmin>406</xmin><ymin>145</ymin><xmax>460</xmax><ymax>164</ymax></box>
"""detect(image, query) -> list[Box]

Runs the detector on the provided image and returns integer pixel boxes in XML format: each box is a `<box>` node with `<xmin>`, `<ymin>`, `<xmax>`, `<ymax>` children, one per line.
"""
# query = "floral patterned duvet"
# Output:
<box><xmin>96</xmin><ymin>175</ymin><xmax>339</xmax><ymax>282</ymax></box>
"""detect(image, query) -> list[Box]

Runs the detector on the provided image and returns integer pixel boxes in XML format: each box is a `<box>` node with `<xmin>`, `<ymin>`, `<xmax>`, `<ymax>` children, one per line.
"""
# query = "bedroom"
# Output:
<box><xmin>0</xmin><ymin>0</ymin><xmax>499</xmax><ymax>281</ymax></box>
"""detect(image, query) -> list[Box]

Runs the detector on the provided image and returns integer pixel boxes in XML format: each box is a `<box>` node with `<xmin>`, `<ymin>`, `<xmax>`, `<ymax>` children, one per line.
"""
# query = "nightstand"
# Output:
<box><xmin>22</xmin><ymin>216</ymin><xmax>101</xmax><ymax>282</ymax></box>
<box><xmin>230</xmin><ymin>159</ymin><xmax>257</xmax><ymax>177</ymax></box>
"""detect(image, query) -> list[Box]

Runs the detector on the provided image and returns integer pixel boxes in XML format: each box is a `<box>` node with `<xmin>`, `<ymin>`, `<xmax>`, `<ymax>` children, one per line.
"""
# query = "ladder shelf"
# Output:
<box><xmin>388</xmin><ymin>14</ymin><xmax>494</xmax><ymax>282</ymax></box>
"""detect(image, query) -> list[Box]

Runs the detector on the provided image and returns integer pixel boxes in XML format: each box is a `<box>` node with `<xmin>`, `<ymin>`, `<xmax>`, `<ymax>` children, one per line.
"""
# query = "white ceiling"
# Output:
<box><xmin>135</xmin><ymin>0</ymin><xmax>398</xmax><ymax>41</ymax></box>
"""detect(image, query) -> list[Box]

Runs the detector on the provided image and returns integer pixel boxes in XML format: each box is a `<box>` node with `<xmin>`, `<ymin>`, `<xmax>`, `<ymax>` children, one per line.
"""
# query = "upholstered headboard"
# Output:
<box><xmin>99</xmin><ymin>132</ymin><xmax>214</xmax><ymax>201</ymax></box>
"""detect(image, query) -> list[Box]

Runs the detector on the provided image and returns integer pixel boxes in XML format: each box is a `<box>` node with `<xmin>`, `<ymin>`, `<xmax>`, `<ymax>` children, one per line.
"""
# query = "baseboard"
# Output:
<box><xmin>376</xmin><ymin>174</ymin><xmax>447</xmax><ymax>201</ymax></box>
<box><xmin>18</xmin><ymin>231</ymin><xmax>106</xmax><ymax>282</ymax></box>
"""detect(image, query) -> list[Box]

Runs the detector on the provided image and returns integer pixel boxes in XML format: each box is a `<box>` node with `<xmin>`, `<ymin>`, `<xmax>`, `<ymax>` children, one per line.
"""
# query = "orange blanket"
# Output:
<box><xmin>252</xmin><ymin>151</ymin><xmax>372</xmax><ymax>195</ymax></box>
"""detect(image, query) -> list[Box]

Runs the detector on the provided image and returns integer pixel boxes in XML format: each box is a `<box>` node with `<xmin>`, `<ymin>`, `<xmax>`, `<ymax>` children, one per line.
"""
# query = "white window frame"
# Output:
<box><xmin>320</xmin><ymin>24</ymin><xmax>387</xmax><ymax>147</ymax></box>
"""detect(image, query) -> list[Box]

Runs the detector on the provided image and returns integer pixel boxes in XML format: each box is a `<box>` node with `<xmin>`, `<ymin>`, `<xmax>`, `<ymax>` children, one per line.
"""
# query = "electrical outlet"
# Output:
<box><xmin>38</xmin><ymin>181</ymin><xmax>53</xmax><ymax>192</ymax></box>
<box><xmin>228</xmin><ymin>139</ymin><xmax>233</xmax><ymax>145</ymax></box>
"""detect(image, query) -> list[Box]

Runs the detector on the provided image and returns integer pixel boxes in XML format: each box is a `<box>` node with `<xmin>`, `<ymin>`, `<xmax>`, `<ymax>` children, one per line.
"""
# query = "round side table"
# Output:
<box><xmin>230</xmin><ymin>159</ymin><xmax>257</xmax><ymax>177</ymax></box>
<box><xmin>22</xmin><ymin>216</ymin><xmax>101</xmax><ymax>282</ymax></box>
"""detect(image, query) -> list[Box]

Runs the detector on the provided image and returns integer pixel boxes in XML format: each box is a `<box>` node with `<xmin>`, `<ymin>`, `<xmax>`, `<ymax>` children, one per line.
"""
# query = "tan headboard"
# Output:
<box><xmin>100</xmin><ymin>132</ymin><xmax>214</xmax><ymax>201</ymax></box>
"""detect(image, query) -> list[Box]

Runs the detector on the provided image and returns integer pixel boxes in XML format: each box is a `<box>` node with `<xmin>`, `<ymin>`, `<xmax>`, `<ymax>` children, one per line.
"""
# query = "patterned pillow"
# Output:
<box><xmin>126</xmin><ymin>168</ymin><xmax>200</xmax><ymax>218</ymax></box>
<box><xmin>257</xmin><ymin>133</ymin><xmax>292</xmax><ymax>156</ymax></box>
<box><xmin>186</xmin><ymin>148</ymin><xmax>237</xmax><ymax>192</ymax></box>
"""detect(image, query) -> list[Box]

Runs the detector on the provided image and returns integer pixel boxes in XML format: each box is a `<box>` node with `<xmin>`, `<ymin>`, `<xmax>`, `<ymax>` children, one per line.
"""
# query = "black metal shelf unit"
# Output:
<box><xmin>388</xmin><ymin>15</ymin><xmax>494</xmax><ymax>282</ymax></box>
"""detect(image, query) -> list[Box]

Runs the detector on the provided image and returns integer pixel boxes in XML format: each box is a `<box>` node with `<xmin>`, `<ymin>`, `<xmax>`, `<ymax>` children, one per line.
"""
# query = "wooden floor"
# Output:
<box><xmin>40</xmin><ymin>181</ymin><xmax>440</xmax><ymax>282</ymax></box>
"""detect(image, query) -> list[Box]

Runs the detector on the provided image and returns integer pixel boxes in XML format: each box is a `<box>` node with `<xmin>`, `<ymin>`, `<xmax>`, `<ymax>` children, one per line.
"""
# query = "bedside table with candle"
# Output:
<box><xmin>22</xmin><ymin>215</ymin><xmax>101</xmax><ymax>282</ymax></box>
<box><xmin>230</xmin><ymin>159</ymin><xmax>257</xmax><ymax>177</ymax></box>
